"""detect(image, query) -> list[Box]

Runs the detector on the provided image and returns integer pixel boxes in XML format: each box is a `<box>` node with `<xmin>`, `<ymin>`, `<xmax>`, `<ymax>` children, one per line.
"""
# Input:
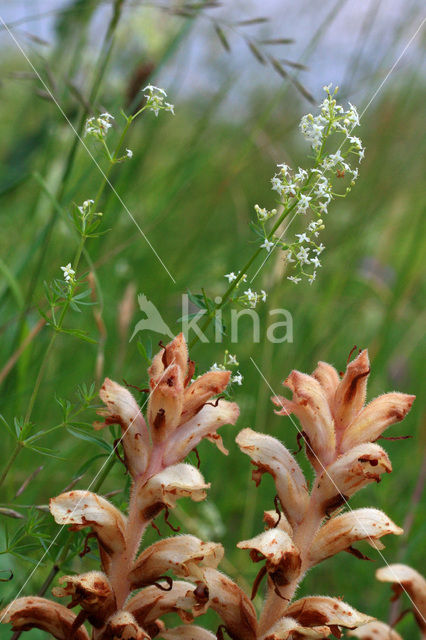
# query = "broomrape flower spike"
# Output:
<box><xmin>0</xmin><ymin>343</ymin><xmax>417</xmax><ymax>639</ymax></box>
<box><xmin>1</xmin><ymin>333</ymin><xmax>240</xmax><ymax>640</ymax></box>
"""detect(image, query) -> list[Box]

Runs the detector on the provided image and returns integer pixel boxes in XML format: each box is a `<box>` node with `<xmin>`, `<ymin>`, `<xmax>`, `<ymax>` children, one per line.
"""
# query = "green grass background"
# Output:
<box><xmin>0</xmin><ymin>1</ymin><xmax>424</xmax><ymax>638</ymax></box>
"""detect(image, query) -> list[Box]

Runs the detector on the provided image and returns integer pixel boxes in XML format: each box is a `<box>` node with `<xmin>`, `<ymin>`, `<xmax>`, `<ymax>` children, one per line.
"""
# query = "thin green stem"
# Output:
<box><xmin>0</xmin><ymin>443</ymin><xmax>22</xmax><ymax>491</ymax></box>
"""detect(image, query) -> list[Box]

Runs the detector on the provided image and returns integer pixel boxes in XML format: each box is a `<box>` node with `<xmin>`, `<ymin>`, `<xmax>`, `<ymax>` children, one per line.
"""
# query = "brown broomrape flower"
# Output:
<box><xmin>272</xmin><ymin>349</ymin><xmax>414</xmax><ymax>465</ymax></box>
<box><xmin>52</xmin><ymin>571</ymin><xmax>116</xmax><ymax>628</ymax></box>
<box><xmin>0</xmin><ymin>597</ymin><xmax>90</xmax><ymax>639</ymax></box>
<box><xmin>129</xmin><ymin>535</ymin><xmax>224</xmax><ymax>587</ymax></box>
<box><xmin>376</xmin><ymin>564</ymin><xmax>426</xmax><ymax>635</ymax></box>
<box><xmin>348</xmin><ymin>621</ymin><xmax>403</xmax><ymax>639</ymax></box>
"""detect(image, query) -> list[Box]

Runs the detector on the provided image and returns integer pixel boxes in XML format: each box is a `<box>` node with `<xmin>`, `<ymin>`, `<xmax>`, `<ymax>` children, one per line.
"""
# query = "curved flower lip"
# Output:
<box><xmin>333</xmin><ymin>349</ymin><xmax>370</xmax><ymax>432</ymax></box>
<box><xmin>104</xmin><ymin>610</ymin><xmax>149</xmax><ymax>640</ymax></box>
<box><xmin>129</xmin><ymin>535</ymin><xmax>224</xmax><ymax>587</ymax></box>
<box><xmin>0</xmin><ymin>596</ymin><xmax>90</xmax><ymax>640</ymax></box>
<box><xmin>163</xmin><ymin>400</ymin><xmax>239</xmax><ymax>466</ymax></box>
<box><xmin>95</xmin><ymin>378</ymin><xmax>150</xmax><ymax>477</ymax></box>
<box><xmin>376</xmin><ymin>564</ymin><xmax>426</xmax><ymax>631</ymax></box>
<box><xmin>347</xmin><ymin>620</ymin><xmax>403</xmax><ymax>639</ymax></box>
<box><xmin>309</xmin><ymin>508</ymin><xmax>403</xmax><ymax>568</ymax></box>
<box><xmin>314</xmin><ymin>443</ymin><xmax>392</xmax><ymax>509</ymax></box>
<box><xmin>52</xmin><ymin>571</ymin><xmax>116</xmax><ymax>628</ymax></box>
<box><xmin>196</xmin><ymin>567</ymin><xmax>258</xmax><ymax>640</ymax></box>
<box><xmin>312</xmin><ymin>361</ymin><xmax>340</xmax><ymax>406</ymax></box>
<box><xmin>260</xmin><ymin>616</ymin><xmax>330</xmax><ymax>639</ymax></box>
<box><xmin>50</xmin><ymin>490</ymin><xmax>127</xmax><ymax>555</ymax></box>
<box><xmin>136</xmin><ymin>464</ymin><xmax>210</xmax><ymax>521</ymax></box>
<box><xmin>149</xmin><ymin>332</ymin><xmax>189</xmax><ymax>386</ymax></box>
<box><xmin>125</xmin><ymin>580</ymin><xmax>201</xmax><ymax>626</ymax></box>
<box><xmin>181</xmin><ymin>370</ymin><xmax>231</xmax><ymax>423</ymax></box>
<box><xmin>236</xmin><ymin>428</ymin><xmax>309</xmax><ymax>526</ymax></box>
<box><xmin>285</xmin><ymin>596</ymin><xmax>373</xmax><ymax>630</ymax></box>
<box><xmin>161</xmin><ymin>625</ymin><xmax>217</xmax><ymax>640</ymax></box>
<box><xmin>273</xmin><ymin>369</ymin><xmax>335</xmax><ymax>468</ymax></box>
<box><xmin>237</xmin><ymin>529</ymin><xmax>301</xmax><ymax>585</ymax></box>
<box><xmin>263</xmin><ymin>510</ymin><xmax>293</xmax><ymax>537</ymax></box>
<box><xmin>340</xmin><ymin>392</ymin><xmax>415</xmax><ymax>451</ymax></box>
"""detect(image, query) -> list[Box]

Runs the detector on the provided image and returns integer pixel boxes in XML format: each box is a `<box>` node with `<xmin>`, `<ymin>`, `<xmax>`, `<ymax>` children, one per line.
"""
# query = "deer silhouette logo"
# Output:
<box><xmin>130</xmin><ymin>294</ymin><xmax>174</xmax><ymax>341</ymax></box>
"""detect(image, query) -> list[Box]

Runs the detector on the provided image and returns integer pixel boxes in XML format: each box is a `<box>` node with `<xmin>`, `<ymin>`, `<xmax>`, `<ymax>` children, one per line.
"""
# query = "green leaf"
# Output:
<box><xmin>66</xmin><ymin>426</ymin><xmax>112</xmax><ymax>452</ymax></box>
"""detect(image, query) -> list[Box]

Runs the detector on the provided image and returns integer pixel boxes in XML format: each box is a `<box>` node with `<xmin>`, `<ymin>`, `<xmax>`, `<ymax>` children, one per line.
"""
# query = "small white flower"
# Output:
<box><xmin>126</xmin><ymin>148</ymin><xmax>133</xmax><ymax>158</ymax></box>
<box><xmin>227</xmin><ymin>354</ymin><xmax>238</xmax><ymax>366</ymax></box>
<box><xmin>244</xmin><ymin>289</ymin><xmax>258</xmax><ymax>307</ymax></box>
<box><xmin>261</xmin><ymin>238</ymin><xmax>274</xmax><ymax>252</ymax></box>
<box><xmin>61</xmin><ymin>263</ymin><xmax>75</xmax><ymax>283</ymax></box>
<box><xmin>309</xmin><ymin>270</ymin><xmax>317</xmax><ymax>284</ymax></box>
<box><xmin>311</xmin><ymin>256</ymin><xmax>321</xmax><ymax>268</ymax></box>
<box><xmin>295</xmin><ymin>168</ymin><xmax>308</xmax><ymax>182</ymax></box>
<box><xmin>232</xmin><ymin>371</ymin><xmax>243</xmax><ymax>386</ymax></box>
<box><xmin>210</xmin><ymin>362</ymin><xmax>225</xmax><ymax>372</ymax></box>
<box><xmin>358</xmin><ymin>147</ymin><xmax>365</xmax><ymax>162</ymax></box>
<box><xmin>296</xmin><ymin>233</ymin><xmax>309</xmax><ymax>243</ymax></box>
<box><xmin>225</xmin><ymin>272</ymin><xmax>237</xmax><ymax>283</ymax></box>
<box><xmin>328</xmin><ymin>150</ymin><xmax>344</xmax><ymax>166</ymax></box>
<box><xmin>318</xmin><ymin>201</ymin><xmax>328</xmax><ymax>214</ymax></box>
<box><xmin>313</xmin><ymin>243</ymin><xmax>325</xmax><ymax>254</ymax></box>
<box><xmin>296</xmin><ymin>247</ymin><xmax>310</xmax><ymax>264</ymax></box>
<box><xmin>260</xmin><ymin>289</ymin><xmax>267</xmax><ymax>302</ymax></box>
<box><xmin>143</xmin><ymin>84</ymin><xmax>167</xmax><ymax>96</ymax></box>
<box><xmin>271</xmin><ymin>176</ymin><xmax>283</xmax><ymax>193</ymax></box>
<box><xmin>297</xmin><ymin>194</ymin><xmax>312</xmax><ymax>212</ymax></box>
<box><xmin>277</xmin><ymin>163</ymin><xmax>290</xmax><ymax>175</ymax></box>
<box><xmin>287</xmin><ymin>275</ymin><xmax>301</xmax><ymax>284</ymax></box>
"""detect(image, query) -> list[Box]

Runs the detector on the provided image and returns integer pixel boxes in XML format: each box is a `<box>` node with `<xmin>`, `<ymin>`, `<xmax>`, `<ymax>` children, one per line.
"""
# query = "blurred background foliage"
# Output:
<box><xmin>0</xmin><ymin>0</ymin><xmax>424</xmax><ymax>638</ymax></box>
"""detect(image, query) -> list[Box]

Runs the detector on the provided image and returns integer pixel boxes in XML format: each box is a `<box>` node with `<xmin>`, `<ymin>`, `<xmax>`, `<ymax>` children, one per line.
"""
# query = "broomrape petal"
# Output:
<box><xmin>148</xmin><ymin>363</ymin><xmax>185</xmax><ymax>444</ymax></box>
<box><xmin>96</xmin><ymin>378</ymin><xmax>150</xmax><ymax>477</ymax></box>
<box><xmin>125</xmin><ymin>580</ymin><xmax>202</xmax><ymax>625</ymax></box>
<box><xmin>181</xmin><ymin>370</ymin><xmax>231</xmax><ymax>423</ymax></box>
<box><xmin>341</xmin><ymin>392</ymin><xmax>415</xmax><ymax>452</ymax></box>
<box><xmin>52</xmin><ymin>571</ymin><xmax>116</xmax><ymax>628</ymax></box>
<box><xmin>161</xmin><ymin>625</ymin><xmax>217</xmax><ymax>640</ymax></box>
<box><xmin>237</xmin><ymin>529</ymin><xmax>301</xmax><ymax>586</ymax></box>
<box><xmin>0</xmin><ymin>597</ymin><xmax>90</xmax><ymax>640</ymax></box>
<box><xmin>333</xmin><ymin>350</ymin><xmax>370</xmax><ymax>432</ymax></box>
<box><xmin>137</xmin><ymin>464</ymin><xmax>210</xmax><ymax>521</ymax></box>
<box><xmin>129</xmin><ymin>535</ymin><xmax>224</xmax><ymax>587</ymax></box>
<box><xmin>261</xmin><ymin>617</ymin><xmax>330</xmax><ymax>639</ymax></box>
<box><xmin>103</xmin><ymin>610</ymin><xmax>149</xmax><ymax>640</ymax></box>
<box><xmin>312</xmin><ymin>361</ymin><xmax>340</xmax><ymax>406</ymax></box>
<box><xmin>263</xmin><ymin>510</ymin><xmax>293</xmax><ymax>537</ymax></box>
<box><xmin>149</xmin><ymin>333</ymin><xmax>189</xmax><ymax>386</ymax></box>
<box><xmin>309</xmin><ymin>508</ymin><xmax>403</xmax><ymax>567</ymax></box>
<box><xmin>196</xmin><ymin>567</ymin><xmax>258</xmax><ymax>640</ymax></box>
<box><xmin>163</xmin><ymin>400</ymin><xmax>239</xmax><ymax>466</ymax></box>
<box><xmin>236</xmin><ymin>428</ymin><xmax>309</xmax><ymax>526</ymax></box>
<box><xmin>50</xmin><ymin>490</ymin><xmax>127</xmax><ymax>554</ymax></box>
<box><xmin>314</xmin><ymin>443</ymin><xmax>392</xmax><ymax>512</ymax></box>
<box><xmin>285</xmin><ymin>596</ymin><xmax>373</xmax><ymax>630</ymax></box>
<box><xmin>347</xmin><ymin>621</ymin><xmax>403</xmax><ymax>639</ymax></box>
<box><xmin>376</xmin><ymin>564</ymin><xmax>426</xmax><ymax>632</ymax></box>
<box><xmin>273</xmin><ymin>370</ymin><xmax>335</xmax><ymax>468</ymax></box>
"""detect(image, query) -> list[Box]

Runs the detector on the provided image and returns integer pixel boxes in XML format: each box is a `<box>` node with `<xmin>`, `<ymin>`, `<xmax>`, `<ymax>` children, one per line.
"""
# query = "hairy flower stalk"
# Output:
<box><xmin>0</xmin><ymin>343</ymin><xmax>416</xmax><ymax>639</ymax></box>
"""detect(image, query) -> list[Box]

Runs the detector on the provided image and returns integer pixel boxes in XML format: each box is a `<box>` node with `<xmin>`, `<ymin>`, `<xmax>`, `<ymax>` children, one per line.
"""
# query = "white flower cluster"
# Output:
<box><xmin>60</xmin><ymin>263</ymin><xmax>75</xmax><ymax>284</ymax></box>
<box><xmin>142</xmin><ymin>85</ymin><xmax>175</xmax><ymax>117</ymax></box>
<box><xmin>239</xmin><ymin>288</ymin><xmax>267</xmax><ymax>308</ymax></box>
<box><xmin>210</xmin><ymin>351</ymin><xmax>243</xmax><ymax>386</ymax></box>
<box><xmin>85</xmin><ymin>112</ymin><xmax>114</xmax><ymax>139</ymax></box>
<box><xmin>255</xmin><ymin>85</ymin><xmax>364</xmax><ymax>284</ymax></box>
